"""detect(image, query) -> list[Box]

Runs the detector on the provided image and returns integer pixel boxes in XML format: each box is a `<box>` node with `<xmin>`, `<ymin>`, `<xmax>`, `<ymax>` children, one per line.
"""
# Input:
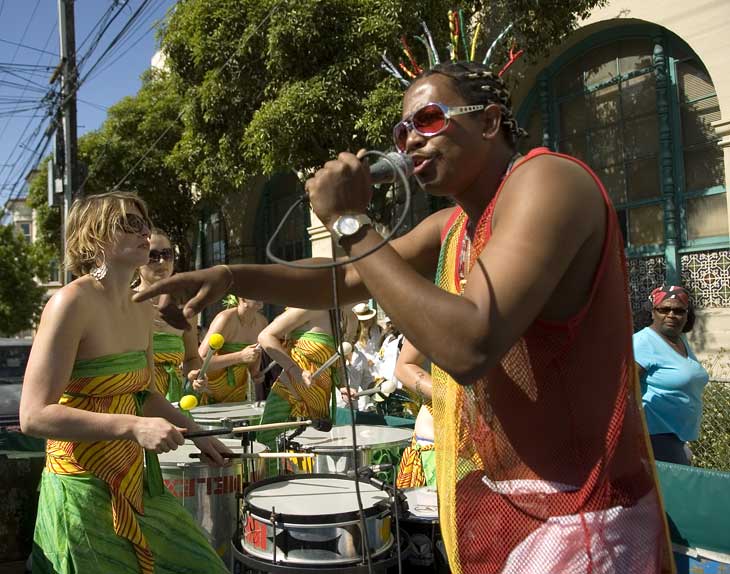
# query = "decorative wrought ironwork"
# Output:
<box><xmin>628</xmin><ymin>255</ymin><xmax>666</xmax><ymax>328</ymax></box>
<box><xmin>680</xmin><ymin>249</ymin><xmax>730</xmax><ymax>308</ymax></box>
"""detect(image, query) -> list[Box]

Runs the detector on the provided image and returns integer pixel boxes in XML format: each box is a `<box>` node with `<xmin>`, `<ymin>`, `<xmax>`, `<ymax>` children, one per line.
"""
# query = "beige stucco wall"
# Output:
<box><xmin>308</xmin><ymin>212</ymin><xmax>335</xmax><ymax>258</ymax></box>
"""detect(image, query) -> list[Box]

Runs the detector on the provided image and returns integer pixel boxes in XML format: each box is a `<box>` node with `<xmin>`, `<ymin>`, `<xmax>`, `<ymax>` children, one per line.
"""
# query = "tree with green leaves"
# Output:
<box><xmin>160</xmin><ymin>0</ymin><xmax>606</xmax><ymax>198</ymax></box>
<box><xmin>27</xmin><ymin>69</ymin><xmax>195</xmax><ymax>269</ymax></box>
<box><xmin>0</xmin><ymin>225</ymin><xmax>47</xmax><ymax>336</ymax></box>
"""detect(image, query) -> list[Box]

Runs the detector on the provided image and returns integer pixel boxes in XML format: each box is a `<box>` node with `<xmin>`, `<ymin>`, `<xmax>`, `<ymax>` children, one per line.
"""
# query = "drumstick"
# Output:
<box><xmin>309</xmin><ymin>342</ymin><xmax>352</xmax><ymax>380</ymax></box>
<box><xmin>189</xmin><ymin>452</ymin><xmax>315</xmax><ymax>460</ymax></box>
<box><xmin>198</xmin><ymin>333</ymin><xmax>225</xmax><ymax>380</ymax></box>
<box><xmin>185</xmin><ymin>418</ymin><xmax>315</xmax><ymax>438</ymax></box>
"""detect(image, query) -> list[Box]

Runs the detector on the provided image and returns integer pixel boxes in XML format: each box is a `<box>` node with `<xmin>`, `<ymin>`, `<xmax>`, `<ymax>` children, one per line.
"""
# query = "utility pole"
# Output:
<box><xmin>58</xmin><ymin>0</ymin><xmax>78</xmax><ymax>284</ymax></box>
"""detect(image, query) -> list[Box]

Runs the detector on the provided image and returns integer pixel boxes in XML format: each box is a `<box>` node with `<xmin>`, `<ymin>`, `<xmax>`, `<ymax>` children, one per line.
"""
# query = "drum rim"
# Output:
<box><xmin>190</xmin><ymin>401</ymin><xmax>265</xmax><ymax>423</ymax></box>
<box><xmin>243</xmin><ymin>473</ymin><xmax>390</xmax><ymax>525</ymax></box>
<box><xmin>233</xmin><ymin>529</ymin><xmax>410</xmax><ymax>574</ymax></box>
<box><xmin>291</xmin><ymin>425</ymin><xmax>412</xmax><ymax>451</ymax></box>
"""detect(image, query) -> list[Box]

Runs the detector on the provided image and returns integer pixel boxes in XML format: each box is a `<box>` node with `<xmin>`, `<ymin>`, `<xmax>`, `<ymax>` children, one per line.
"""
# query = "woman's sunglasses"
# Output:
<box><xmin>118</xmin><ymin>213</ymin><xmax>150</xmax><ymax>235</ymax></box>
<box><xmin>654</xmin><ymin>307</ymin><xmax>688</xmax><ymax>316</ymax></box>
<box><xmin>148</xmin><ymin>248</ymin><xmax>174</xmax><ymax>263</ymax></box>
<box><xmin>392</xmin><ymin>102</ymin><xmax>486</xmax><ymax>152</ymax></box>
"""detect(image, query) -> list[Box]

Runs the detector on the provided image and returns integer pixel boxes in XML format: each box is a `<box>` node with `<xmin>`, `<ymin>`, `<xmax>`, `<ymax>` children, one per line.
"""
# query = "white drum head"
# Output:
<box><xmin>404</xmin><ymin>487</ymin><xmax>439</xmax><ymax>520</ymax></box>
<box><xmin>294</xmin><ymin>425</ymin><xmax>412</xmax><ymax>450</ymax></box>
<box><xmin>190</xmin><ymin>401</ymin><xmax>265</xmax><ymax>423</ymax></box>
<box><xmin>158</xmin><ymin>438</ymin><xmax>266</xmax><ymax>467</ymax></box>
<box><xmin>246</xmin><ymin>476</ymin><xmax>388</xmax><ymax>517</ymax></box>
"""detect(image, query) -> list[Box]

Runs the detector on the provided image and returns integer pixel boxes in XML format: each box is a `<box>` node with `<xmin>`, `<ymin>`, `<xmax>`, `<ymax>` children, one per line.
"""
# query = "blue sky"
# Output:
<box><xmin>0</xmin><ymin>0</ymin><xmax>177</xmax><ymax>205</ymax></box>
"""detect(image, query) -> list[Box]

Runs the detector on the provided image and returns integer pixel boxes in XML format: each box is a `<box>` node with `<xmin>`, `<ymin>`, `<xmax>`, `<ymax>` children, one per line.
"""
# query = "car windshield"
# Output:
<box><xmin>0</xmin><ymin>339</ymin><xmax>32</xmax><ymax>382</ymax></box>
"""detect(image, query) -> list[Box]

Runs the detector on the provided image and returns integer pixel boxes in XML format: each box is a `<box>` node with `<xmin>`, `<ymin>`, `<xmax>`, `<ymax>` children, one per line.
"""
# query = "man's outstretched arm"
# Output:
<box><xmin>132</xmin><ymin>208</ymin><xmax>447</xmax><ymax>318</ymax></box>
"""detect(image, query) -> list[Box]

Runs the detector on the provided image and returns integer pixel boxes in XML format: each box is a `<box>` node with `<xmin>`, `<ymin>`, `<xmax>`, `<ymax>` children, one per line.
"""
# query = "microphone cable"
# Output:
<box><xmin>328</xmin><ymin>279</ymin><xmax>373</xmax><ymax>574</ymax></box>
<box><xmin>265</xmin><ymin>148</ymin><xmax>413</xmax><ymax>573</ymax></box>
<box><xmin>265</xmin><ymin>150</ymin><xmax>413</xmax><ymax>269</ymax></box>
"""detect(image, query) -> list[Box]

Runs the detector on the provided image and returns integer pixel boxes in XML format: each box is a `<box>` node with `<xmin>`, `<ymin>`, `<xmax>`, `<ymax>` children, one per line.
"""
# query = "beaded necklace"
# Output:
<box><xmin>457</xmin><ymin>152</ymin><xmax>521</xmax><ymax>293</ymax></box>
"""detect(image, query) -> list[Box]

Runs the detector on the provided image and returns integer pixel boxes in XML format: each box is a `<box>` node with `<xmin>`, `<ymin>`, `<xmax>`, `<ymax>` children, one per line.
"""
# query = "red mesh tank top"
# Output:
<box><xmin>431</xmin><ymin>147</ymin><xmax>673</xmax><ymax>574</ymax></box>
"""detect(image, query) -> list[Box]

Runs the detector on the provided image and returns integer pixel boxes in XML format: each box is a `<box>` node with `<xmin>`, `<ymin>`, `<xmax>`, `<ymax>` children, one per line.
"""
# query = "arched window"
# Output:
<box><xmin>518</xmin><ymin>26</ymin><xmax>728</xmax><ymax>312</ymax></box>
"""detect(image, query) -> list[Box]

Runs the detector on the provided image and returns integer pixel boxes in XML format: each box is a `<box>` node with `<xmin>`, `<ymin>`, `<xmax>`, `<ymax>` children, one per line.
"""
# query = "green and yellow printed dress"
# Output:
<box><xmin>152</xmin><ymin>332</ymin><xmax>186</xmax><ymax>403</ymax></box>
<box><xmin>257</xmin><ymin>331</ymin><xmax>338</xmax><ymax>447</ymax></box>
<box><xmin>33</xmin><ymin>351</ymin><xmax>227</xmax><ymax>574</ymax></box>
<box><xmin>200</xmin><ymin>341</ymin><xmax>253</xmax><ymax>404</ymax></box>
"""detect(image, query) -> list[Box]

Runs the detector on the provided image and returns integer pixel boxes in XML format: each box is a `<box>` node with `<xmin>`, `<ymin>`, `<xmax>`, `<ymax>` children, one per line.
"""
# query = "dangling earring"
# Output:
<box><xmin>89</xmin><ymin>250</ymin><xmax>108</xmax><ymax>281</ymax></box>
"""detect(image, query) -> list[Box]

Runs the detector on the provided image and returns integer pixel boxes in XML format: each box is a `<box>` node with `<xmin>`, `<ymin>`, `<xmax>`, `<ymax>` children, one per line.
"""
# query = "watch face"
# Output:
<box><xmin>336</xmin><ymin>216</ymin><xmax>360</xmax><ymax>236</ymax></box>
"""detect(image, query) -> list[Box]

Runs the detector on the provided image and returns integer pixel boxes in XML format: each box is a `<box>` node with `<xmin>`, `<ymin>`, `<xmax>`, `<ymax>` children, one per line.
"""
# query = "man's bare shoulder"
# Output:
<box><xmin>496</xmin><ymin>153</ymin><xmax>605</xmax><ymax>233</ymax></box>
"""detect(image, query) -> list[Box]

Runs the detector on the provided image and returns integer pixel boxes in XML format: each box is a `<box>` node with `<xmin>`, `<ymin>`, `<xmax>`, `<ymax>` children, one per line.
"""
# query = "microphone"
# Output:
<box><xmin>368</xmin><ymin>152</ymin><xmax>414</xmax><ymax>184</ymax></box>
<box><xmin>311</xmin><ymin>418</ymin><xmax>333</xmax><ymax>432</ymax></box>
<box><xmin>353</xmin><ymin>464</ymin><xmax>394</xmax><ymax>476</ymax></box>
<box><xmin>282</xmin><ymin>417</ymin><xmax>332</xmax><ymax>449</ymax></box>
<box><xmin>347</xmin><ymin>464</ymin><xmax>395</xmax><ymax>491</ymax></box>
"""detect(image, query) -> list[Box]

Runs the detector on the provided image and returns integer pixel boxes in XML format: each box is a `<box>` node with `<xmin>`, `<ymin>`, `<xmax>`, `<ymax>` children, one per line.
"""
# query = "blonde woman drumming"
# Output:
<box><xmin>137</xmin><ymin>228</ymin><xmax>201</xmax><ymax>403</ymax></box>
<box><xmin>20</xmin><ymin>192</ymin><xmax>229</xmax><ymax>574</ymax></box>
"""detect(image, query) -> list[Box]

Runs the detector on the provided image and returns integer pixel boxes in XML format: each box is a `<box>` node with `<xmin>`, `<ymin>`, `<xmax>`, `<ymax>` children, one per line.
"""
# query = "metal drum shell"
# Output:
<box><xmin>159</xmin><ymin>438</ymin><xmax>266</xmax><ymax>562</ymax></box>
<box><xmin>287</xmin><ymin>425</ymin><xmax>412</xmax><ymax>478</ymax></box>
<box><xmin>190</xmin><ymin>401</ymin><xmax>265</xmax><ymax>438</ymax></box>
<box><xmin>241</xmin><ymin>474</ymin><xmax>393</xmax><ymax>566</ymax></box>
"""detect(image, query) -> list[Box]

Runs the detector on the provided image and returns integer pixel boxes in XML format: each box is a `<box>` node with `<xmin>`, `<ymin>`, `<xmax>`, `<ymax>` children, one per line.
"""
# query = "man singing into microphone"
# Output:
<box><xmin>136</xmin><ymin>61</ymin><xmax>672</xmax><ymax>574</ymax></box>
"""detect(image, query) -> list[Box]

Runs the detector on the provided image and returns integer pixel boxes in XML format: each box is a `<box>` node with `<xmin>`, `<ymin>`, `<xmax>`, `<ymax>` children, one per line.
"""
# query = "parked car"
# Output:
<box><xmin>0</xmin><ymin>338</ymin><xmax>31</xmax><ymax>423</ymax></box>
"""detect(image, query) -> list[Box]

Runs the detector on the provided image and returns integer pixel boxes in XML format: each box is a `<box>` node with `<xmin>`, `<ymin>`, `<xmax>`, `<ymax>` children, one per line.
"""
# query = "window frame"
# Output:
<box><xmin>517</xmin><ymin>25</ymin><xmax>728</xmax><ymax>261</ymax></box>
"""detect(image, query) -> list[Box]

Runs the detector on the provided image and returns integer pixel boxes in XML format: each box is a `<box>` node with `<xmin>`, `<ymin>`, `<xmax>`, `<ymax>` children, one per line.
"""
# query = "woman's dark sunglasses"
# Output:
<box><xmin>392</xmin><ymin>102</ymin><xmax>486</xmax><ymax>152</ymax></box>
<box><xmin>118</xmin><ymin>213</ymin><xmax>150</xmax><ymax>235</ymax></box>
<box><xmin>654</xmin><ymin>307</ymin><xmax>687</xmax><ymax>316</ymax></box>
<box><xmin>148</xmin><ymin>248</ymin><xmax>174</xmax><ymax>263</ymax></box>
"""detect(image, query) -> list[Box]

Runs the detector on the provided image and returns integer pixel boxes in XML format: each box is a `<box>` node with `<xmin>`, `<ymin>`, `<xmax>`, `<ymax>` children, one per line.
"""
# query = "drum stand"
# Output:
<box><xmin>234</xmin><ymin>421</ymin><xmax>256</xmax><ymax>572</ymax></box>
<box><xmin>277</xmin><ymin>429</ymin><xmax>311</xmax><ymax>474</ymax></box>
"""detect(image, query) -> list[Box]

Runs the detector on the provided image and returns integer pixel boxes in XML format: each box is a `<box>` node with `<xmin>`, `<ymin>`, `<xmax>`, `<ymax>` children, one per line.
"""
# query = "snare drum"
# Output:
<box><xmin>241</xmin><ymin>474</ymin><xmax>392</xmax><ymax>566</ymax></box>
<box><xmin>288</xmin><ymin>425</ymin><xmax>411</xmax><ymax>481</ymax></box>
<box><xmin>190</xmin><ymin>401</ymin><xmax>265</xmax><ymax>437</ymax></box>
<box><xmin>159</xmin><ymin>438</ymin><xmax>267</xmax><ymax>562</ymax></box>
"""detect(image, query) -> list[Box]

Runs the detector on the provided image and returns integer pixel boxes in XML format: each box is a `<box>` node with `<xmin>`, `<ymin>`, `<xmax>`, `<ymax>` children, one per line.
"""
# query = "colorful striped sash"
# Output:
<box><xmin>152</xmin><ymin>332</ymin><xmax>185</xmax><ymax>402</ymax></box>
<box><xmin>397</xmin><ymin>435</ymin><xmax>436</xmax><ymax>488</ymax></box>
<box><xmin>46</xmin><ymin>351</ymin><xmax>159</xmax><ymax>574</ymax></box>
<box><xmin>271</xmin><ymin>330</ymin><xmax>338</xmax><ymax>420</ymax></box>
<box><xmin>201</xmin><ymin>341</ymin><xmax>251</xmax><ymax>404</ymax></box>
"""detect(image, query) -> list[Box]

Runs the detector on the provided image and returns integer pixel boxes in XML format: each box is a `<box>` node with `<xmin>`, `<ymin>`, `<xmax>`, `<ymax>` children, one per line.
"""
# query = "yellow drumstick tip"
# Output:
<box><xmin>179</xmin><ymin>394</ymin><xmax>198</xmax><ymax>411</ymax></box>
<box><xmin>208</xmin><ymin>333</ymin><xmax>225</xmax><ymax>350</ymax></box>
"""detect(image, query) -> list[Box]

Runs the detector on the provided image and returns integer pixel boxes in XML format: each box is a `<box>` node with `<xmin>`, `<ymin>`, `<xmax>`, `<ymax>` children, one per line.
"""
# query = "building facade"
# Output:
<box><xmin>509</xmin><ymin>0</ymin><xmax>730</xmax><ymax>369</ymax></box>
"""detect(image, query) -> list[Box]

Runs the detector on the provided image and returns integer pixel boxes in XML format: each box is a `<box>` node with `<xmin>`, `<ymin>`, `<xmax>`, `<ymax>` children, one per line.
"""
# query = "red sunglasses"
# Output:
<box><xmin>392</xmin><ymin>102</ymin><xmax>486</xmax><ymax>152</ymax></box>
